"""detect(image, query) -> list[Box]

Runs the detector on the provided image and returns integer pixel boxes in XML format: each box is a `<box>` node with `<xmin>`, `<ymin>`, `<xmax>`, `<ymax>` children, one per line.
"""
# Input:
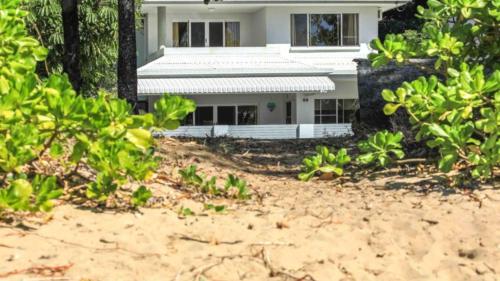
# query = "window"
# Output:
<box><xmin>217</xmin><ymin>106</ymin><xmax>236</xmax><ymax>125</ymax></box>
<box><xmin>136</xmin><ymin>101</ymin><xmax>149</xmax><ymax>114</ymax></box>
<box><xmin>291</xmin><ymin>14</ymin><xmax>307</xmax><ymax>47</ymax></box>
<box><xmin>315</xmin><ymin>99</ymin><xmax>337</xmax><ymax>124</ymax></box>
<box><xmin>238</xmin><ymin>106</ymin><xmax>257</xmax><ymax>125</ymax></box>
<box><xmin>195</xmin><ymin>106</ymin><xmax>214</xmax><ymax>125</ymax></box>
<box><xmin>291</xmin><ymin>13</ymin><xmax>359</xmax><ymax>47</ymax></box>
<box><xmin>285</xmin><ymin>102</ymin><xmax>292</xmax><ymax>124</ymax></box>
<box><xmin>310</xmin><ymin>14</ymin><xmax>340</xmax><ymax>46</ymax></box>
<box><xmin>225</xmin><ymin>22</ymin><xmax>240</xmax><ymax>47</ymax></box>
<box><xmin>342</xmin><ymin>14</ymin><xmax>359</xmax><ymax>46</ymax></box>
<box><xmin>338</xmin><ymin>99</ymin><xmax>357</xmax><ymax>123</ymax></box>
<box><xmin>209</xmin><ymin>22</ymin><xmax>224</xmax><ymax>47</ymax></box>
<box><xmin>173</xmin><ymin>22</ymin><xmax>189</xmax><ymax>47</ymax></box>
<box><xmin>314</xmin><ymin>99</ymin><xmax>358</xmax><ymax>124</ymax></box>
<box><xmin>181</xmin><ymin>112</ymin><xmax>194</xmax><ymax>126</ymax></box>
<box><xmin>190</xmin><ymin>22</ymin><xmax>206</xmax><ymax>47</ymax></box>
<box><xmin>173</xmin><ymin>21</ymin><xmax>240</xmax><ymax>47</ymax></box>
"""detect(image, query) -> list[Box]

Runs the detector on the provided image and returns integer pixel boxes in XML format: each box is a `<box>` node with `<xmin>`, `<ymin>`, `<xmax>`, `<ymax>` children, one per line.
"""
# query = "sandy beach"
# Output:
<box><xmin>1</xmin><ymin>138</ymin><xmax>499</xmax><ymax>281</ymax></box>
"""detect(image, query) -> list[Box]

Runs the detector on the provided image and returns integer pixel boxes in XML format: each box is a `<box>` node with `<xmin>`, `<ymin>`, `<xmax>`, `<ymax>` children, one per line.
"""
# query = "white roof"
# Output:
<box><xmin>138</xmin><ymin>76</ymin><xmax>335</xmax><ymax>95</ymax></box>
<box><xmin>138</xmin><ymin>51</ymin><xmax>359</xmax><ymax>77</ymax></box>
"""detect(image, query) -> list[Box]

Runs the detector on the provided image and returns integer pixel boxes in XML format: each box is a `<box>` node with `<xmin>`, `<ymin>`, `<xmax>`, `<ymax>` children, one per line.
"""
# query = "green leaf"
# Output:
<box><xmin>126</xmin><ymin>128</ymin><xmax>153</xmax><ymax>151</ymax></box>
<box><xmin>49</xmin><ymin>142</ymin><xmax>64</xmax><ymax>158</ymax></box>
<box><xmin>381</xmin><ymin>89</ymin><xmax>396</xmax><ymax>102</ymax></box>
<box><xmin>383</xmin><ymin>103</ymin><xmax>401</xmax><ymax>115</ymax></box>
<box><xmin>131</xmin><ymin>186</ymin><xmax>152</xmax><ymax>207</ymax></box>
<box><xmin>438</xmin><ymin>153</ymin><xmax>457</xmax><ymax>172</ymax></box>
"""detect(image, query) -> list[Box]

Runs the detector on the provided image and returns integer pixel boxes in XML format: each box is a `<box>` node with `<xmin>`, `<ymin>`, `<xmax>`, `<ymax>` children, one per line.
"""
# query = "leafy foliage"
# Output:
<box><xmin>298</xmin><ymin>146</ymin><xmax>351</xmax><ymax>181</ymax></box>
<box><xmin>131</xmin><ymin>186</ymin><xmax>153</xmax><ymax>207</ymax></box>
<box><xmin>179</xmin><ymin>165</ymin><xmax>251</xmax><ymax>200</ymax></box>
<box><xmin>22</xmin><ymin>0</ymin><xmax>143</xmax><ymax>95</ymax></box>
<box><xmin>0</xmin><ymin>1</ymin><xmax>195</xmax><ymax>213</ymax></box>
<box><xmin>369</xmin><ymin>0</ymin><xmax>499</xmax><ymax>179</ymax></box>
<box><xmin>224</xmin><ymin>174</ymin><xmax>251</xmax><ymax>200</ymax></box>
<box><xmin>357</xmin><ymin>131</ymin><xmax>405</xmax><ymax>167</ymax></box>
<box><xmin>0</xmin><ymin>176</ymin><xmax>62</xmax><ymax>212</ymax></box>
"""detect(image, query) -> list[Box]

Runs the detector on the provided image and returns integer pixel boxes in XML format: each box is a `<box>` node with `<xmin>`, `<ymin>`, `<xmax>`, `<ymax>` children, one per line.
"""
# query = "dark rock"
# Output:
<box><xmin>354</xmin><ymin>58</ymin><xmax>437</xmax><ymax>131</ymax></box>
<box><xmin>354</xmin><ymin>59</ymin><xmax>440</xmax><ymax>157</ymax></box>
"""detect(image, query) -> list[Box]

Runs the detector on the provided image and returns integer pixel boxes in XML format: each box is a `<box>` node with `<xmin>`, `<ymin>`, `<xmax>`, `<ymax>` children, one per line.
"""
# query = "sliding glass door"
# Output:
<box><xmin>190</xmin><ymin>22</ymin><xmax>205</xmax><ymax>47</ymax></box>
<box><xmin>175</xmin><ymin>21</ymin><xmax>240</xmax><ymax>47</ymax></box>
<box><xmin>209</xmin><ymin>22</ymin><xmax>224</xmax><ymax>47</ymax></box>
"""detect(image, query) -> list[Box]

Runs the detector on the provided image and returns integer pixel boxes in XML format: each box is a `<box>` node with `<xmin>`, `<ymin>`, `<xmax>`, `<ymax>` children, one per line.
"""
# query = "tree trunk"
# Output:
<box><xmin>60</xmin><ymin>0</ymin><xmax>82</xmax><ymax>93</ymax></box>
<box><xmin>117</xmin><ymin>0</ymin><xmax>138</xmax><ymax>110</ymax></box>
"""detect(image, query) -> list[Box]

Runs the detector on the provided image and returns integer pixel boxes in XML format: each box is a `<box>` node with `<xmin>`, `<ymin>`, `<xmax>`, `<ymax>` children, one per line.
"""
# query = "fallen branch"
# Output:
<box><xmin>0</xmin><ymin>263</ymin><xmax>73</xmax><ymax>278</ymax></box>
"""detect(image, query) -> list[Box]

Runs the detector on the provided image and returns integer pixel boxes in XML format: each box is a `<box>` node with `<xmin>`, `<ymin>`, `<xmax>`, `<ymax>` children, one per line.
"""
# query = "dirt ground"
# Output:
<box><xmin>0</xmin><ymin>137</ymin><xmax>499</xmax><ymax>281</ymax></box>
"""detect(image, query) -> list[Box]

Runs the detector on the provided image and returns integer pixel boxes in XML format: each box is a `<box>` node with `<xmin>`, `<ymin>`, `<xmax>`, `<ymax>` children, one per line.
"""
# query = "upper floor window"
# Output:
<box><xmin>173</xmin><ymin>21</ymin><xmax>240</xmax><ymax>47</ymax></box>
<box><xmin>173</xmin><ymin>22</ymin><xmax>189</xmax><ymax>47</ymax></box>
<box><xmin>291</xmin><ymin>13</ymin><xmax>359</xmax><ymax>47</ymax></box>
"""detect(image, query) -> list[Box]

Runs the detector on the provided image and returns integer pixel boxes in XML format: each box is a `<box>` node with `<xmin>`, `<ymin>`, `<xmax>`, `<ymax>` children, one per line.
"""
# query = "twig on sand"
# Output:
<box><xmin>195</xmin><ymin>261</ymin><xmax>223</xmax><ymax>281</ymax></box>
<box><xmin>255</xmin><ymin>247</ymin><xmax>317</xmax><ymax>281</ymax></box>
<box><xmin>177</xmin><ymin>233</ymin><xmax>243</xmax><ymax>245</ymax></box>
<box><xmin>0</xmin><ymin>263</ymin><xmax>73</xmax><ymax>278</ymax></box>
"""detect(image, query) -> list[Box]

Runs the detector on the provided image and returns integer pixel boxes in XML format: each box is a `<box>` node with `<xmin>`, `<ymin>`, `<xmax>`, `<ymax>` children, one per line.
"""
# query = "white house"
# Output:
<box><xmin>136</xmin><ymin>0</ymin><xmax>409</xmax><ymax>139</ymax></box>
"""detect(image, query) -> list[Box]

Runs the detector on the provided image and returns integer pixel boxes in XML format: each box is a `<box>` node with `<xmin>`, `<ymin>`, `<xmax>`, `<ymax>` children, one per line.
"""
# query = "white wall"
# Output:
<box><xmin>295</xmin><ymin>78</ymin><xmax>358</xmax><ymax>124</ymax></box>
<box><xmin>141</xmin><ymin>5</ymin><xmax>379</xmax><ymax>54</ymax></box>
<box><xmin>252</xmin><ymin>8</ymin><xmax>267</xmax><ymax>47</ymax></box>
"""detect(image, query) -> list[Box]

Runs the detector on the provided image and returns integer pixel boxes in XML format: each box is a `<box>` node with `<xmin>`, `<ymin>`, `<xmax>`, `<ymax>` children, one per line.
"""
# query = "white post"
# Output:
<box><xmin>212</xmin><ymin>125</ymin><xmax>229</xmax><ymax>137</ymax></box>
<box><xmin>298</xmin><ymin>124</ymin><xmax>314</xmax><ymax>139</ymax></box>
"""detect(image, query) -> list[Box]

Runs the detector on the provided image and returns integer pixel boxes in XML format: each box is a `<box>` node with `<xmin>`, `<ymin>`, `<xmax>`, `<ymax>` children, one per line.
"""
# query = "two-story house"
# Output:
<box><xmin>136</xmin><ymin>0</ymin><xmax>409</xmax><ymax>139</ymax></box>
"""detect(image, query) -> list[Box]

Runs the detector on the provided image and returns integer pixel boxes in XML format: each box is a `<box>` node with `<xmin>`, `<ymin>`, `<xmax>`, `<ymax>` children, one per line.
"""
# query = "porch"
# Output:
<box><xmin>157</xmin><ymin>123</ymin><xmax>353</xmax><ymax>139</ymax></box>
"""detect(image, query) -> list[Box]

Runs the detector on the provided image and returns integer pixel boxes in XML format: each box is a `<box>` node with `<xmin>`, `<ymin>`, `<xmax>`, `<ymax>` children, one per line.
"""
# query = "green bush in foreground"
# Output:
<box><xmin>0</xmin><ymin>0</ymin><xmax>195</xmax><ymax>213</ymax></box>
<box><xmin>357</xmin><ymin>130</ymin><xmax>405</xmax><ymax>167</ymax></box>
<box><xmin>369</xmin><ymin>0</ymin><xmax>499</xmax><ymax>179</ymax></box>
<box><xmin>298</xmin><ymin>146</ymin><xmax>351</xmax><ymax>181</ymax></box>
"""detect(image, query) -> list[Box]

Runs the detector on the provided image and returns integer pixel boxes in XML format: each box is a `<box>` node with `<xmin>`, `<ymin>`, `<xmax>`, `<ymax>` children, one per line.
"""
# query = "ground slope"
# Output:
<box><xmin>0</xmin><ymin>138</ymin><xmax>499</xmax><ymax>281</ymax></box>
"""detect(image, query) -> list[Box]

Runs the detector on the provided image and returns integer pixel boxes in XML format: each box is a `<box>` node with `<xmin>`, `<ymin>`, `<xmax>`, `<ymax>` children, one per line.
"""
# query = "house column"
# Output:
<box><xmin>157</xmin><ymin>7</ymin><xmax>167</xmax><ymax>48</ymax></box>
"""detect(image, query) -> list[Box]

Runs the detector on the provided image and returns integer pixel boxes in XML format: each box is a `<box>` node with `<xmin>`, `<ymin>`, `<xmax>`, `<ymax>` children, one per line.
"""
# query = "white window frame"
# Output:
<box><xmin>314</xmin><ymin>99</ymin><xmax>359</xmax><ymax>124</ymax></box>
<box><xmin>291</xmin><ymin>13</ymin><xmax>359</xmax><ymax>47</ymax></box>
<box><xmin>314</xmin><ymin>99</ymin><xmax>338</xmax><ymax>124</ymax></box>
<box><xmin>172</xmin><ymin>20</ymin><xmax>240</xmax><ymax>48</ymax></box>
<box><xmin>184</xmin><ymin>104</ymin><xmax>258</xmax><ymax>126</ymax></box>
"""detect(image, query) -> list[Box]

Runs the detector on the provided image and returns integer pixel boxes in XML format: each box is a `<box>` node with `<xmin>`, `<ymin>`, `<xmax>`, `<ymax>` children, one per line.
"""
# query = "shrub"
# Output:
<box><xmin>298</xmin><ymin>146</ymin><xmax>351</xmax><ymax>181</ymax></box>
<box><xmin>357</xmin><ymin>130</ymin><xmax>405</xmax><ymax>167</ymax></box>
<box><xmin>0</xmin><ymin>0</ymin><xmax>195</xmax><ymax>213</ymax></box>
<box><xmin>179</xmin><ymin>165</ymin><xmax>251</xmax><ymax>200</ymax></box>
<box><xmin>369</xmin><ymin>0</ymin><xmax>499</xmax><ymax>179</ymax></box>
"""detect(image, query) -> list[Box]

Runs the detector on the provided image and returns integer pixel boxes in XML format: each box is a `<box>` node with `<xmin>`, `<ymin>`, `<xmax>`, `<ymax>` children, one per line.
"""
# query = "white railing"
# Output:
<box><xmin>157</xmin><ymin>124</ymin><xmax>352</xmax><ymax>139</ymax></box>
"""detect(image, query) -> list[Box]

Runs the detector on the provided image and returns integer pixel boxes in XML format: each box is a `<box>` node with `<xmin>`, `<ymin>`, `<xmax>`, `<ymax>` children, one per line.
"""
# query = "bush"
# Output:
<box><xmin>357</xmin><ymin>130</ymin><xmax>405</xmax><ymax>167</ymax></box>
<box><xmin>369</xmin><ymin>0</ymin><xmax>499</xmax><ymax>180</ymax></box>
<box><xmin>0</xmin><ymin>0</ymin><xmax>195</xmax><ymax>213</ymax></box>
<box><xmin>179</xmin><ymin>165</ymin><xmax>251</xmax><ymax>200</ymax></box>
<box><xmin>298</xmin><ymin>146</ymin><xmax>351</xmax><ymax>181</ymax></box>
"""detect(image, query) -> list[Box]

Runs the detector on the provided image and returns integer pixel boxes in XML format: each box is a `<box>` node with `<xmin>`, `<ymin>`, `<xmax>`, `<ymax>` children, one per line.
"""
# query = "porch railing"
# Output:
<box><xmin>157</xmin><ymin>124</ymin><xmax>352</xmax><ymax>139</ymax></box>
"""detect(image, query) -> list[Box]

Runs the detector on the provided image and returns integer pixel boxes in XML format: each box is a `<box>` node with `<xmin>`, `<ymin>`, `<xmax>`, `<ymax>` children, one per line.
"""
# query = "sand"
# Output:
<box><xmin>0</xmin><ymin>138</ymin><xmax>499</xmax><ymax>281</ymax></box>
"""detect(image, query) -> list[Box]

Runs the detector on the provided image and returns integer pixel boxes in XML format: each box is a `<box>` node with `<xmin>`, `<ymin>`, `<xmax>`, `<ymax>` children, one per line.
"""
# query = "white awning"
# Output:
<box><xmin>138</xmin><ymin>76</ymin><xmax>335</xmax><ymax>95</ymax></box>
